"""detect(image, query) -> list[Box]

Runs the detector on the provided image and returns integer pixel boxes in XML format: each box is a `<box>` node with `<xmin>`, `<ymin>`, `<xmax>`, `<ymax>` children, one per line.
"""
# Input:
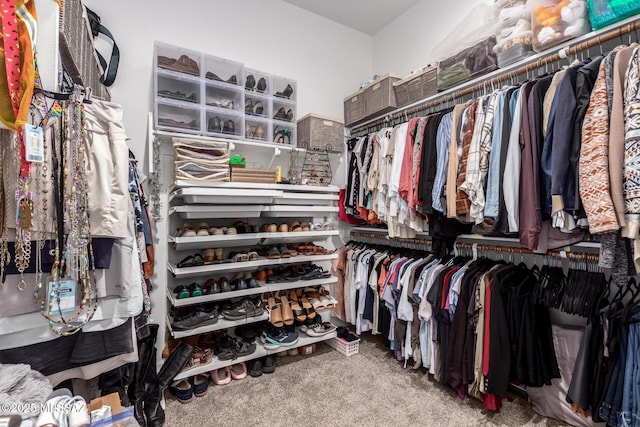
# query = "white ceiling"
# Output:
<box><xmin>282</xmin><ymin>0</ymin><xmax>421</xmax><ymax>36</ymax></box>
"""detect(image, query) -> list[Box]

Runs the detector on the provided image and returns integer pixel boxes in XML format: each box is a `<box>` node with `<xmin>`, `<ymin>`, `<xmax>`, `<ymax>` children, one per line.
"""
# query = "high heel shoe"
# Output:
<box><xmin>275</xmin><ymin>84</ymin><xmax>294</xmax><ymax>99</ymax></box>
<box><xmin>268</xmin><ymin>297</ymin><xmax>283</xmax><ymax>327</ymax></box>
<box><xmin>245</xmin><ymin>123</ymin><xmax>253</xmax><ymax>138</ymax></box>
<box><xmin>257</xmin><ymin>77</ymin><xmax>267</xmax><ymax>93</ymax></box>
<box><xmin>223</xmin><ymin>120</ymin><xmax>235</xmax><ymax>134</ymax></box>
<box><xmin>274</xmin><ymin>107</ymin><xmax>287</xmax><ymax>120</ymax></box>
<box><xmin>208</xmin><ymin>117</ymin><xmax>222</xmax><ymax>132</ymax></box>
<box><xmin>273</xmin><ymin>127</ymin><xmax>284</xmax><ymax>144</ymax></box>
<box><xmin>289</xmin><ymin>290</ymin><xmax>306</xmax><ymax>325</ymax></box>
<box><xmin>245</xmin><ymin>99</ymin><xmax>254</xmax><ymax>114</ymax></box>
<box><xmin>253</xmin><ymin>101</ymin><xmax>264</xmax><ymax>116</ymax></box>
<box><xmin>280</xmin><ymin>295</ymin><xmax>294</xmax><ymax>326</ymax></box>
<box><xmin>245</xmin><ymin>75</ymin><xmax>256</xmax><ymax>90</ymax></box>
<box><xmin>254</xmin><ymin>126</ymin><xmax>264</xmax><ymax>140</ymax></box>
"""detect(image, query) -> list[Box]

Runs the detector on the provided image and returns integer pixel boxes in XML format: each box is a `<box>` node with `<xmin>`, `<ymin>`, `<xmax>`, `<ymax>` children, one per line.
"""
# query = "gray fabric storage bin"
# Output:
<box><xmin>297</xmin><ymin>114</ymin><xmax>344</xmax><ymax>153</ymax></box>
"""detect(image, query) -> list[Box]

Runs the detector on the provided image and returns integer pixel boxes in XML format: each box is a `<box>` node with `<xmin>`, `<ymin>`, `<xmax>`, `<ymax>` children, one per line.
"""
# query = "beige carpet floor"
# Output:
<box><xmin>165</xmin><ymin>334</ymin><xmax>568</xmax><ymax>427</ymax></box>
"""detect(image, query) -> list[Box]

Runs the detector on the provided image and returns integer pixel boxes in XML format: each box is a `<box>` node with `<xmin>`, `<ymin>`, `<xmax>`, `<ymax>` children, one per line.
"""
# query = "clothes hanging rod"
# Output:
<box><xmin>350</xmin><ymin>15</ymin><xmax>640</xmax><ymax>134</ymax></box>
<box><xmin>349</xmin><ymin>230</ymin><xmax>600</xmax><ymax>258</ymax></box>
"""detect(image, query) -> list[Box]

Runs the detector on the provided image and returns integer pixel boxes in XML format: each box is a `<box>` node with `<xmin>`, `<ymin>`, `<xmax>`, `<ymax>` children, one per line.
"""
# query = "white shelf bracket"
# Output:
<box><xmin>268</xmin><ymin>147</ymin><xmax>282</xmax><ymax>169</ymax></box>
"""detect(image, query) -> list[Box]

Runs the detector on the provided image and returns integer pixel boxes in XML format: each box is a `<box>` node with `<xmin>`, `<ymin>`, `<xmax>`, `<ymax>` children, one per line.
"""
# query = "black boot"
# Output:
<box><xmin>154</xmin><ymin>341</ymin><xmax>194</xmax><ymax>390</ymax></box>
<box><xmin>144</xmin><ymin>341</ymin><xmax>194</xmax><ymax>427</ymax></box>
<box><xmin>130</xmin><ymin>324</ymin><xmax>159</xmax><ymax>427</ymax></box>
<box><xmin>144</xmin><ymin>383</ymin><xmax>165</xmax><ymax>427</ymax></box>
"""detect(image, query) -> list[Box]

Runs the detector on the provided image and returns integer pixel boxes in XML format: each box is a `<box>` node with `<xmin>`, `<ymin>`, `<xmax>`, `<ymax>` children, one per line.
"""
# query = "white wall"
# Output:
<box><xmin>83</xmin><ymin>0</ymin><xmax>373</xmax><ymax>164</ymax></box>
<box><xmin>372</xmin><ymin>0</ymin><xmax>480</xmax><ymax>77</ymax></box>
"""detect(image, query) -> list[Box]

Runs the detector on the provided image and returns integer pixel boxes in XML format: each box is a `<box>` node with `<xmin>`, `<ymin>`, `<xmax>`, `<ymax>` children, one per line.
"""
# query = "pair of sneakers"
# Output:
<box><xmin>35</xmin><ymin>390</ymin><xmax>90</xmax><ymax>427</ymax></box>
<box><xmin>260</xmin><ymin>324</ymin><xmax>299</xmax><ymax>350</ymax></box>
<box><xmin>168</xmin><ymin>374</ymin><xmax>210</xmax><ymax>404</ymax></box>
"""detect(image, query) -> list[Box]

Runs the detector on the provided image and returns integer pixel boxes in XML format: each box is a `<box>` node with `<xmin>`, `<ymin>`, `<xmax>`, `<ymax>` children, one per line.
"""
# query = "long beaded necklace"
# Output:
<box><xmin>0</xmin><ymin>133</ymin><xmax>9</xmax><ymax>286</ymax></box>
<box><xmin>40</xmin><ymin>96</ymin><xmax>98</xmax><ymax>336</ymax></box>
<box><xmin>14</xmin><ymin>131</ymin><xmax>32</xmax><ymax>292</ymax></box>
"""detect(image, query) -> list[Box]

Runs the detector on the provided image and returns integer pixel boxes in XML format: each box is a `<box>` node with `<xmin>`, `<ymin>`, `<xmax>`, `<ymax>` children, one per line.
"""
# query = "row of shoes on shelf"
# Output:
<box><xmin>172</xmin><ymin>271</ymin><xmax>262</xmax><ymax>299</ymax></box>
<box><xmin>175</xmin><ymin>242</ymin><xmax>332</xmax><ymax>267</ymax></box>
<box><xmin>171</xmin><ymin>295</ymin><xmax>264</xmax><ymax>331</ymax></box>
<box><xmin>157</xmin><ymin>56</ymin><xmax>294</xmax><ymax>99</ymax></box>
<box><xmin>176</xmin><ymin>220</ymin><xmax>332</xmax><ymax>238</ymax></box>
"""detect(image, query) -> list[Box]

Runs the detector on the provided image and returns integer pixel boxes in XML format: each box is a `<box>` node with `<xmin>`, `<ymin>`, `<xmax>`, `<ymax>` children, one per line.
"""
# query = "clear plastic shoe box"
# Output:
<box><xmin>204</xmin><ymin>54</ymin><xmax>243</xmax><ymax>87</ymax></box>
<box><xmin>272</xmin><ymin>119</ymin><xmax>297</xmax><ymax>146</ymax></box>
<box><xmin>156</xmin><ymin>100</ymin><xmax>201</xmax><ymax>134</ymax></box>
<box><xmin>155</xmin><ymin>42</ymin><xmax>202</xmax><ymax>78</ymax></box>
<box><xmin>273</xmin><ymin>75</ymin><xmax>297</xmax><ymax>102</ymax></box>
<box><xmin>205</xmin><ymin>107</ymin><xmax>244</xmax><ymax>139</ymax></box>
<box><xmin>156</xmin><ymin>71</ymin><xmax>201</xmax><ymax>104</ymax></box>
<box><xmin>245</xmin><ymin>91</ymin><xmax>272</xmax><ymax>121</ymax></box>
<box><xmin>245</xmin><ymin>115</ymin><xmax>272</xmax><ymax>143</ymax></box>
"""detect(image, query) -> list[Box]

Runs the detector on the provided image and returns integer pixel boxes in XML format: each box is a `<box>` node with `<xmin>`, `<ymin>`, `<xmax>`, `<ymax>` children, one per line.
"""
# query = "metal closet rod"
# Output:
<box><xmin>351</xmin><ymin>17</ymin><xmax>640</xmax><ymax>136</ymax></box>
<box><xmin>350</xmin><ymin>231</ymin><xmax>600</xmax><ymax>260</ymax></box>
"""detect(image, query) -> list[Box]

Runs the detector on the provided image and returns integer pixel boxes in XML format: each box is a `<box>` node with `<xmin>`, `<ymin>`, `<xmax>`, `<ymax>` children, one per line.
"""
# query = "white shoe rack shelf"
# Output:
<box><xmin>164</xmin><ymin>180</ymin><xmax>342</xmax><ymax>378</ymax></box>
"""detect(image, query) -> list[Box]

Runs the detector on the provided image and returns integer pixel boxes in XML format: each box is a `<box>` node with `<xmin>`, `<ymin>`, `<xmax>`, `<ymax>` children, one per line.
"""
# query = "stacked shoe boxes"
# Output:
<box><xmin>154</xmin><ymin>41</ymin><xmax>297</xmax><ymax>146</ymax></box>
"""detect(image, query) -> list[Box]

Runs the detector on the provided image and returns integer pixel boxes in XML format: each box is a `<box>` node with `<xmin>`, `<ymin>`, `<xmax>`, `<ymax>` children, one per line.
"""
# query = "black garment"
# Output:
<box><xmin>446</xmin><ymin>260</ymin><xmax>484</xmax><ymax>388</ymax></box>
<box><xmin>571</xmin><ymin>56</ymin><xmax>603</xmax><ymax>215</ymax></box>
<box><xmin>532</xmin><ymin>75</ymin><xmax>553</xmax><ymax>220</ymax></box>
<box><xmin>344</xmin><ymin>138</ymin><xmax>359</xmax><ymax>215</ymax></box>
<box><xmin>0</xmin><ymin>318</ymin><xmax>133</xmax><ymax>375</ymax></box>
<box><xmin>417</xmin><ymin>113</ymin><xmax>443</xmax><ymax>214</ymax></box>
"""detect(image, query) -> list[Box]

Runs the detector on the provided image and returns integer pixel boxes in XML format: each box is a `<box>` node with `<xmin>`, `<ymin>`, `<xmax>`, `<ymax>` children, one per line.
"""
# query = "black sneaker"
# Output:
<box><xmin>263</xmin><ymin>356</ymin><xmax>276</xmax><ymax>374</ymax></box>
<box><xmin>248</xmin><ymin>359</ymin><xmax>263</xmax><ymax>377</ymax></box>
<box><xmin>222</xmin><ymin>299</ymin><xmax>264</xmax><ymax>320</ymax></box>
<box><xmin>172</xmin><ymin>304</ymin><xmax>219</xmax><ymax>331</ymax></box>
<box><xmin>260</xmin><ymin>324</ymin><xmax>299</xmax><ymax>350</ymax></box>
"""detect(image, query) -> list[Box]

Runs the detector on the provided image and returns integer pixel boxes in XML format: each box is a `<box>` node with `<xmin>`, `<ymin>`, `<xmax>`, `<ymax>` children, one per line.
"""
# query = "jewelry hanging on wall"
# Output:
<box><xmin>40</xmin><ymin>92</ymin><xmax>98</xmax><ymax>336</ymax></box>
<box><xmin>14</xmin><ymin>130</ymin><xmax>32</xmax><ymax>292</ymax></box>
<box><xmin>150</xmin><ymin>135</ymin><xmax>162</xmax><ymax>222</ymax></box>
<box><xmin>0</xmin><ymin>132</ymin><xmax>9</xmax><ymax>286</ymax></box>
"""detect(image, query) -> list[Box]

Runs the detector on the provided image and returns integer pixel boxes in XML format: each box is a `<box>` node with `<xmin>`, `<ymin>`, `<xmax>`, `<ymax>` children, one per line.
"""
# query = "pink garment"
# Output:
<box><xmin>398</xmin><ymin>117</ymin><xmax>420</xmax><ymax>205</ymax></box>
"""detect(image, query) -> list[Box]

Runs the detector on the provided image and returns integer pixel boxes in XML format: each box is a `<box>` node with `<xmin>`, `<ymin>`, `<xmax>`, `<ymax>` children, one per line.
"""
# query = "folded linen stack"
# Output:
<box><xmin>173</xmin><ymin>137</ymin><xmax>230</xmax><ymax>182</ymax></box>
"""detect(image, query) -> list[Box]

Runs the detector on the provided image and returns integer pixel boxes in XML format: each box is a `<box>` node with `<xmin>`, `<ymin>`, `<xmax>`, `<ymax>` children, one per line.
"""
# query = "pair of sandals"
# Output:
<box><xmin>177</xmin><ymin>223</ymin><xmax>238</xmax><ymax>238</ymax></box>
<box><xmin>300</xmin><ymin>265</ymin><xmax>331</xmax><ymax>281</ymax></box>
<box><xmin>202</xmin><ymin>248</ymin><xmax>224</xmax><ymax>264</ymax></box>
<box><xmin>296</xmin><ymin>243</ymin><xmax>331</xmax><ymax>255</ymax></box>
<box><xmin>182</xmin><ymin>346</ymin><xmax>213</xmax><ymax>372</ymax></box>
<box><xmin>177</xmin><ymin>253</ymin><xmax>205</xmax><ymax>268</ymax></box>
<box><xmin>304</xmin><ymin>287</ymin><xmax>335</xmax><ymax>311</ymax></box>
<box><xmin>229</xmin><ymin>250</ymin><xmax>260</xmax><ymax>263</ymax></box>
<box><xmin>266</xmin><ymin>245</ymin><xmax>296</xmax><ymax>259</ymax></box>
<box><xmin>265</xmin><ymin>265</ymin><xmax>308</xmax><ymax>283</ymax></box>
<box><xmin>288</xmin><ymin>289</ymin><xmax>318</xmax><ymax>326</ymax></box>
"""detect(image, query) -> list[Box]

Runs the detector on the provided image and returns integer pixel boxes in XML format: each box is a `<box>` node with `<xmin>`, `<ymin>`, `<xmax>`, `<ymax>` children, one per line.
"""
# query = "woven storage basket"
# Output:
<box><xmin>393</xmin><ymin>65</ymin><xmax>437</xmax><ymax>107</ymax></box>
